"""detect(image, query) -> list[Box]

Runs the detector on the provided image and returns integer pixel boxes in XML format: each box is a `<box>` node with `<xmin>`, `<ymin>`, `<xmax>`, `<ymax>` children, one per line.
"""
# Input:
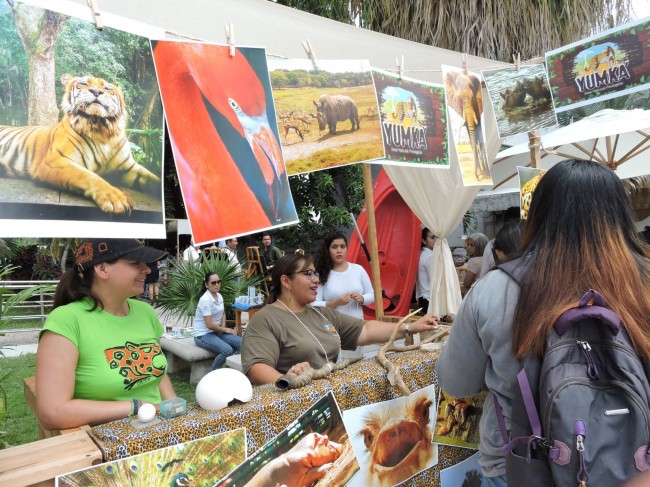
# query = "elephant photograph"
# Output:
<box><xmin>442</xmin><ymin>65</ymin><xmax>492</xmax><ymax>186</ymax></box>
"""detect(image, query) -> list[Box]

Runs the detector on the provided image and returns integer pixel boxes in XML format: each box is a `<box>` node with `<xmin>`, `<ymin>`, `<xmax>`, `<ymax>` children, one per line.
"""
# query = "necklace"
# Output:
<box><xmin>276</xmin><ymin>299</ymin><xmax>340</xmax><ymax>364</ymax></box>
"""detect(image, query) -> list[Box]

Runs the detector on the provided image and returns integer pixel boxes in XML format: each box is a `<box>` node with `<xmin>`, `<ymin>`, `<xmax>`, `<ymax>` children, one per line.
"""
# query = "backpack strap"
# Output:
<box><xmin>554</xmin><ymin>289</ymin><xmax>621</xmax><ymax>336</ymax></box>
<box><xmin>495</xmin><ymin>256</ymin><xmax>526</xmax><ymax>286</ymax></box>
<box><xmin>501</xmin><ymin>369</ymin><xmax>564</xmax><ymax>462</ymax></box>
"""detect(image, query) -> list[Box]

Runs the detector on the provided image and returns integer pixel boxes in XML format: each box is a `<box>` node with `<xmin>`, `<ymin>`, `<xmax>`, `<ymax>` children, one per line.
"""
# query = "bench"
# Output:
<box><xmin>23</xmin><ymin>376</ymin><xmax>90</xmax><ymax>439</ymax></box>
<box><xmin>159</xmin><ymin>336</ymin><xmax>216</xmax><ymax>385</ymax></box>
<box><xmin>0</xmin><ymin>430</ymin><xmax>102</xmax><ymax>487</ymax></box>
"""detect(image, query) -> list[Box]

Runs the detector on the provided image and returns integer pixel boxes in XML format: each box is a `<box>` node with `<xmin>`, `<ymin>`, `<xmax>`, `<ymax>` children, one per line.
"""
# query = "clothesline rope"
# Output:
<box><xmin>163</xmin><ymin>29</ymin><xmax>544</xmax><ymax>74</ymax></box>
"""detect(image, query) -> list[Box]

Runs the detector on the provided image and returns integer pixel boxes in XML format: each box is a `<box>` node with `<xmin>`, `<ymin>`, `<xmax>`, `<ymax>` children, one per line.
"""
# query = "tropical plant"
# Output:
<box><xmin>0</xmin><ymin>265</ymin><xmax>54</xmax><ymax>329</ymax></box>
<box><xmin>275</xmin><ymin>0</ymin><xmax>633</xmax><ymax>63</ymax></box>
<box><xmin>0</xmin><ymin>265</ymin><xmax>53</xmax><ymax>444</ymax></box>
<box><xmin>0</xmin><ymin>239</ymin><xmax>20</xmax><ymax>263</ymax></box>
<box><xmin>156</xmin><ymin>251</ymin><xmax>264</xmax><ymax>326</ymax></box>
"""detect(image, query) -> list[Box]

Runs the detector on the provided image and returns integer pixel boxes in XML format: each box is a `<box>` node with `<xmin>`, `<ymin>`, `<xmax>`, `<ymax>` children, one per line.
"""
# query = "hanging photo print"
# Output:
<box><xmin>267</xmin><ymin>58</ymin><xmax>385</xmax><ymax>175</ymax></box>
<box><xmin>153</xmin><ymin>40</ymin><xmax>298</xmax><ymax>245</ymax></box>
<box><xmin>518</xmin><ymin>166</ymin><xmax>546</xmax><ymax>220</ymax></box>
<box><xmin>371</xmin><ymin>70</ymin><xmax>449</xmax><ymax>167</ymax></box>
<box><xmin>0</xmin><ymin>1</ymin><xmax>166</xmax><ymax>238</ymax></box>
<box><xmin>442</xmin><ymin>65</ymin><xmax>493</xmax><ymax>187</ymax></box>
<box><xmin>546</xmin><ymin>18</ymin><xmax>650</xmax><ymax>113</ymax></box>
<box><xmin>482</xmin><ymin>64</ymin><xmax>557</xmax><ymax>139</ymax></box>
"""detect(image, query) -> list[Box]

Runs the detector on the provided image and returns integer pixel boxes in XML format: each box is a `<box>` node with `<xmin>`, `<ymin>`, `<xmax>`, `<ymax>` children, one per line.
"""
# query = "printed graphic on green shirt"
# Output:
<box><xmin>104</xmin><ymin>341</ymin><xmax>166</xmax><ymax>390</ymax></box>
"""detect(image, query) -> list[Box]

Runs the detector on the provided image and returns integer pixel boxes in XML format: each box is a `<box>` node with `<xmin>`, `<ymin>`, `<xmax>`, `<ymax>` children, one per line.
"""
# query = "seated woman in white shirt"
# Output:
<box><xmin>192</xmin><ymin>272</ymin><xmax>241</xmax><ymax>371</ymax></box>
<box><xmin>462</xmin><ymin>232</ymin><xmax>489</xmax><ymax>291</ymax></box>
<box><xmin>313</xmin><ymin>231</ymin><xmax>374</xmax><ymax>319</ymax></box>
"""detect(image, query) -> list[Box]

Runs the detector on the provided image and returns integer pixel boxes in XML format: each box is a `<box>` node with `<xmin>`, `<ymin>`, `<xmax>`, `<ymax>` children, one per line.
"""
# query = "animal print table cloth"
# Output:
<box><xmin>92</xmin><ymin>349</ymin><xmax>474</xmax><ymax>486</ymax></box>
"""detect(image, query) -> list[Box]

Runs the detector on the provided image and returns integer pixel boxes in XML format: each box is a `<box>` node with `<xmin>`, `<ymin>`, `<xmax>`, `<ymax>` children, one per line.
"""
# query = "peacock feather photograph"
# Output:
<box><xmin>56</xmin><ymin>428</ymin><xmax>246</xmax><ymax>487</ymax></box>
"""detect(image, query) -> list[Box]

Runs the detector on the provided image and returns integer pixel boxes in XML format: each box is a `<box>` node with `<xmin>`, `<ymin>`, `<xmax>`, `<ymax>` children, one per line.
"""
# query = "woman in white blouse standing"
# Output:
<box><xmin>313</xmin><ymin>231</ymin><xmax>374</xmax><ymax>319</ymax></box>
<box><xmin>416</xmin><ymin>227</ymin><xmax>437</xmax><ymax>313</ymax></box>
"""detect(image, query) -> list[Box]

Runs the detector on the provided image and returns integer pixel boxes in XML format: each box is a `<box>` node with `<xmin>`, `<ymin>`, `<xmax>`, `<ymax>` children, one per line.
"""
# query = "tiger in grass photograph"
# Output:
<box><xmin>0</xmin><ymin>74</ymin><xmax>161</xmax><ymax>214</ymax></box>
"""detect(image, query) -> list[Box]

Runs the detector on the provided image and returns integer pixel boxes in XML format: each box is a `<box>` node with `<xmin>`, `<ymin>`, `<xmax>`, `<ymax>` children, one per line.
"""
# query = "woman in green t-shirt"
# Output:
<box><xmin>36</xmin><ymin>239</ymin><xmax>176</xmax><ymax>430</ymax></box>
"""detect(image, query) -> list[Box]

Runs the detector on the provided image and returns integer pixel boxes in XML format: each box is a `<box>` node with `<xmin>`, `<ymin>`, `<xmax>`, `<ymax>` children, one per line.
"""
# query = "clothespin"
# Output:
<box><xmin>87</xmin><ymin>0</ymin><xmax>103</xmax><ymax>30</ymax></box>
<box><xmin>461</xmin><ymin>53</ymin><xmax>469</xmax><ymax>75</ymax></box>
<box><xmin>396</xmin><ymin>55</ymin><xmax>404</xmax><ymax>80</ymax></box>
<box><xmin>513</xmin><ymin>53</ymin><xmax>521</xmax><ymax>72</ymax></box>
<box><xmin>302</xmin><ymin>39</ymin><xmax>318</xmax><ymax>71</ymax></box>
<box><xmin>224</xmin><ymin>23</ymin><xmax>235</xmax><ymax>57</ymax></box>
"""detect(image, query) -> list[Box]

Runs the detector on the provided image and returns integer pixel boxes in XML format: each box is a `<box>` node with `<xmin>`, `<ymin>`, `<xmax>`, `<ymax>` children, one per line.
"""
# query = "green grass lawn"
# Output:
<box><xmin>0</xmin><ymin>353</ymin><xmax>196</xmax><ymax>450</ymax></box>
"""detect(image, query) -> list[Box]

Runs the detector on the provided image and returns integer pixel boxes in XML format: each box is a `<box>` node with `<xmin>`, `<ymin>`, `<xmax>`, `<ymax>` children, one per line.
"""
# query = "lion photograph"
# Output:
<box><xmin>0</xmin><ymin>2</ymin><xmax>164</xmax><ymax>235</ymax></box>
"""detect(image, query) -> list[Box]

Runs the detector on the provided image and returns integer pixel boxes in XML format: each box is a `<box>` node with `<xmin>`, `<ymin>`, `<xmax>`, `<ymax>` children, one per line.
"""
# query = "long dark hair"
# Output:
<box><xmin>268</xmin><ymin>253</ymin><xmax>312</xmax><ymax>303</ymax></box>
<box><xmin>513</xmin><ymin>159</ymin><xmax>650</xmax><ymax>359</ymax></box>
<box><xmin>421</xmin><ymin>227</ymin><xmax>433</xmax><ymax>248</ymax></box>
<box><xmin>493</xmin><ymin>220</ymin><xmax>524</xmax><ymax>261</ymax></box>
<box><xmin>314</xmin><ymin>231</ymin><xmax>347</xmax><ymax>285</ymax></box>
<box><xmin>53</xmin><ymin>262</ymin><xmax>115</xmax><ymax>311</ymax></box>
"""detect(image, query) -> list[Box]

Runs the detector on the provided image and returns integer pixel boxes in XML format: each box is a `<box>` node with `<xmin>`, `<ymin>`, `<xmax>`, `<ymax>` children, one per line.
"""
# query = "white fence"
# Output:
<box><xmin>0</xmin><ymin>280</ymin><xmax>58</xmax><ymax>327</ymax></box>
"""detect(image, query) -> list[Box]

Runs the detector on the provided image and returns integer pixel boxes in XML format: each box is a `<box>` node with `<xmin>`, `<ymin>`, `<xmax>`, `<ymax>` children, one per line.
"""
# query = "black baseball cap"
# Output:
<box><xmin>75</xmin><ymin>239</ymin><xmax>168</xmax><ymax>272</ymax></box>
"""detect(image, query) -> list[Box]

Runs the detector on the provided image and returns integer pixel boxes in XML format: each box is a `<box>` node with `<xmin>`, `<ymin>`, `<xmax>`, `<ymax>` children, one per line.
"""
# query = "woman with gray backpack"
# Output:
<box><xmin>436</xmin><ymin>159</ymin><xmax>650</xmax><ymax>487</ymax></box>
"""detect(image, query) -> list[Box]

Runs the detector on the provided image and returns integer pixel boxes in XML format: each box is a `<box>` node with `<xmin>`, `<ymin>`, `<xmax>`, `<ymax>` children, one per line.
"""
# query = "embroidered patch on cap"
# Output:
<box><xmin>75</xmin><ymin>242</ymin><xmax>94</xmax><ymax>268</ymax></box>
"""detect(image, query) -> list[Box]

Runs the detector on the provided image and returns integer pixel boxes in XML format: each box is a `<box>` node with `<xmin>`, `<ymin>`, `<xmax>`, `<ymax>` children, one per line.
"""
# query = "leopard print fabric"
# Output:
<box><xmin>520</xmin><ymin>172</ymin><xmax>544</xmax><ymax>220</ymax></box>
<box><xmin>92</xmin><ymin>349</ymin><xmax>473</xmax><ymax>487</ymax></box>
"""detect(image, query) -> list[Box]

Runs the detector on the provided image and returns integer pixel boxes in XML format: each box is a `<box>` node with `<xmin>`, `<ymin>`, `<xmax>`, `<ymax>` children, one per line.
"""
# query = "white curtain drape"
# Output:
<box><xmin>385</xmin><ymin>110</ymin><xmax>502</xmax><ymax>317</ymax></box>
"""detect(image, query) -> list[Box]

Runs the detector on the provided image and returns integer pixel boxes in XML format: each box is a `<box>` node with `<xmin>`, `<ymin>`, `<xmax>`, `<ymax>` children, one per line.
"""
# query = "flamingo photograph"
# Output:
<box><xmin>152</xmin><ymin>40</ymin><xmax>298</xmax><ymax>244</ymax></box>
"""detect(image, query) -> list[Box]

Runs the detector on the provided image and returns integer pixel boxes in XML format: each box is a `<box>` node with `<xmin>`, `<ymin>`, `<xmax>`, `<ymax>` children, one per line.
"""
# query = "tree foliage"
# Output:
<box><xmin>270</xmin><ymin>69</ymin><xmax>372</xmax><ymax>89</ymax></box>
<box><xmin>0</xmin><ymin>1</ymin><xmax>162</xmax><ymax>171</ymax></box>
<box><xmin>274</xmin><ymin>0</ymin><xmax>633</xmax><ymax>63</ymax></box>
<box><xmin>273</xmin><ymin>164</ymin><xmax>366</xmax><ymax>252</ymax></box>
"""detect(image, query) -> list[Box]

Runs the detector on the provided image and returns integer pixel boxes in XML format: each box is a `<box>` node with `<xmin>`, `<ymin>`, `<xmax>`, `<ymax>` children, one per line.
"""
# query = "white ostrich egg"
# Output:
<box><xmin>138</xmin><ymin>403</ymin><xmax>157</xmax><ymax>423</ymax></box>
<box><xmin>196</xmin><ymin>368</ymin><xmax>253</xmax><ymax>411</ymax></box>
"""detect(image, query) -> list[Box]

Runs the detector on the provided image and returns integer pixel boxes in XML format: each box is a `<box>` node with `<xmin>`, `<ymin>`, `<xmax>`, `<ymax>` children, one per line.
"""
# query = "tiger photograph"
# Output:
<box><xmin>0</xmin><ymin>2</ymin><xmax>164</xmax><ymax>233</ymax></box>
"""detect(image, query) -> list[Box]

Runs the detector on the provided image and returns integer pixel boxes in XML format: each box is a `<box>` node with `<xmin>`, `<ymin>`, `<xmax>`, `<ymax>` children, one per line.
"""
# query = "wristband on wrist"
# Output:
<box><xmin>131</xmin><ymin>399</ymin><xmax>142</xmax><ymax>417</ymax></box>
<box><xmin>404</xmin><ymin>322</ymin><xmax>411</xmax><ymax>338</ymax></box>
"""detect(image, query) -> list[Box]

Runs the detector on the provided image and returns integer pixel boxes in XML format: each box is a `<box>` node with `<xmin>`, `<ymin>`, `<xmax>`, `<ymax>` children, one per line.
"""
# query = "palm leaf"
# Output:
<box><xmin>0</xmin><ymin>265</ymin><xmax>54</xmax><ymax>328</ymax></box>
<box><xmin>156</xmin><ymin>253</ymin><xmax>264</xmax><ymax>326</ymax></box>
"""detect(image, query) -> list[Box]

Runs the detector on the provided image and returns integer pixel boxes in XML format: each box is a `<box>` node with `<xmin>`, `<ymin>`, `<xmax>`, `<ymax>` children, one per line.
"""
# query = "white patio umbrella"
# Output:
<box><xmin>490</xmin><ymin>109</ymin><xmax>650</xmax><ymax>190</ymax></box>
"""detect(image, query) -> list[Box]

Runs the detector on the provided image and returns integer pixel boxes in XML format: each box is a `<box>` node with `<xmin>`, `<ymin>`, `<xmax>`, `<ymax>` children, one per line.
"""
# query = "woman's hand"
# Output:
<box><xmin>332</xmin><ymin>293</ymin><xmax>352</xmax><ymax>307</ymax></box>
<box><xmin>287</xmin><ymin>362</ymin><xmax>311</xmax><ymax>376</ymax></box>
<box><xmin>410</xmin><ymin>313</ymin><xmax>440</xmax><ymax>334</ymax></box>
<box><xmin>350</xmin><ymin>292</ymin><xmax>364</xmax><ymax>304</ymax></box>
<box><xmin>246</xmin><ymin>433</ymin><xmax>342</xmax><ymax>487</ymax></box>
<box><xmin>221</xmin><ymin>327</ymin><xmax>236</xmax><ymax>334</ymax></box>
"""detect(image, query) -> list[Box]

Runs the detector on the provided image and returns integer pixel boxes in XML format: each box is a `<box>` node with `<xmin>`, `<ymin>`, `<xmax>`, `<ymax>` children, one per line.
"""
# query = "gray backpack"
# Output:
<box><xmin>496</xmin><ymin>259</ymin><xmax>650</xmax><ymax>486</ymax></box>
